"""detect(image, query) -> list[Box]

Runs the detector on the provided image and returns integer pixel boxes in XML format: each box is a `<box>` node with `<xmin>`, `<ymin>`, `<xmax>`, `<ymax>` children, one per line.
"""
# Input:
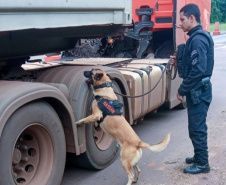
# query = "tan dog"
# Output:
<box><xmin>76</xmin><ymin>69</ymin><xmax>170</xmax><ymax>185</ymax></box>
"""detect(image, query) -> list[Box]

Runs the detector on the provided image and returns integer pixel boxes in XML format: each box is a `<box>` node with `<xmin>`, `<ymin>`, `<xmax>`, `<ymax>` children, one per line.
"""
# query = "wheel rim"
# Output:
<box><xmin>93</xmin><ymin>124</ymin><xmax>113</xmax><ymax>151</ymax></box>
<box><xmin>12</xmin><ymin>124</ymin><xmax>54</xmax><ymax>185</ymax></box>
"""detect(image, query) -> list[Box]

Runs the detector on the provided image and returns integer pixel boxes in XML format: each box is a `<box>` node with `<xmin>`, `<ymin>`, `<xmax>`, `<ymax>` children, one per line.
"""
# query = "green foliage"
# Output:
<box><xmin>210</xmin><ymin>23</ymin><xmax>226</xmax><ymax>31</ymax></box>
<box><xmin>211</xmin><ymin>0</ymin><xmax>226</xmax><ymax>23</ymax></box>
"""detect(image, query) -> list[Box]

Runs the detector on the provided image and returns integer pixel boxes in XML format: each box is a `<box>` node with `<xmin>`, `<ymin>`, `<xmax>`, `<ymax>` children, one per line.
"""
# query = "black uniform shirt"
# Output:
<box><xmin>178</xmin><ymin>25</ymin><xmax>214</xmax><ymax>96</ymax></box>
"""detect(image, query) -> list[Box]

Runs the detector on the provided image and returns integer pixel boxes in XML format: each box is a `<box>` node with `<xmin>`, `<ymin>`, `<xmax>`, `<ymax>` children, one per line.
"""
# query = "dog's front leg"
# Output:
<box><xmin>76</xmin><ymin>100</ymin><xmax>102</xmax><ymax>126</ymax></box>
<box><xmin>76</xmin><ymin>113</ymin><xmax>101</xmax><ymax>125</ymax></box>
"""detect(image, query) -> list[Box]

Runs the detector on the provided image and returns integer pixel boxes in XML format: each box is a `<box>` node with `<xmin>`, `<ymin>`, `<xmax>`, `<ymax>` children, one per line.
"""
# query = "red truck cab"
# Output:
<box><xmin>132</xmin><ymin>0</ymin><xmax>211</xmax><ymax>53</ymax></box>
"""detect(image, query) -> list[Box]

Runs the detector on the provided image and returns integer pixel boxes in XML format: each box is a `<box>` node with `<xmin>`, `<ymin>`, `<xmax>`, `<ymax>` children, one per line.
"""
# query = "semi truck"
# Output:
<box><xmin>0</xmin><ymin>0</ymin><xmax>211</xmax><ymax>184</ymax></box>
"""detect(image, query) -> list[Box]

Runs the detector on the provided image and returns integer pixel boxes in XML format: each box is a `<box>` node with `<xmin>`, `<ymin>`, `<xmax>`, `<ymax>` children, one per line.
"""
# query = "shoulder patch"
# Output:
<box><xmin>191</xmin><ymin>50</ymin><xmax>198</xmax><ymax>58</ymax></box>
<box><xmin>192</xmin><ymin>58</ymin><xmax>198</xmax><ymax>66</ymax></box>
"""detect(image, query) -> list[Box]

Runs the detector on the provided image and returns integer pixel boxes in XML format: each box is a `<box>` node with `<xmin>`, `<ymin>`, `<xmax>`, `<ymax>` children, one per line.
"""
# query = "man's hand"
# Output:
<box><xmin>170</xmin><ymin>55</ymin><xmax>176</xmax><ymax>70</ymax></box>
<box><xmin>177</xmin><ymin>93</ymin><xmax>184</xmax><ymax>102</ymax></box>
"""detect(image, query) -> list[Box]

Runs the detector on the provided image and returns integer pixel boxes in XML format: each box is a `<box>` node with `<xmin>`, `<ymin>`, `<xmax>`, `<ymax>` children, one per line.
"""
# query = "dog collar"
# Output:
<box><xmin>94</xmin><ymin>82</ymin><xmax>112</xmax><ymax>89</ymax></box>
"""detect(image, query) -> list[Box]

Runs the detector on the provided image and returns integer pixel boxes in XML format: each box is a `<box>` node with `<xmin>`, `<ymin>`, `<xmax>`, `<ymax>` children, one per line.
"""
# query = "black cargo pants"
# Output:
<box><xmin>186</xmin><ymin>84</ymin><xmax>212</xmax><ymax>165</ymax></box>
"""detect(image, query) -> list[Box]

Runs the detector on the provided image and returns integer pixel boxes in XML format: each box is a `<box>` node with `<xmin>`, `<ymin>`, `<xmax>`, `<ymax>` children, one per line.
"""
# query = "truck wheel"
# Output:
<box><xmin>72</xmin><ymin>81</ymin><xmax>124</xmax><ymax>170</ymax></box>
<box><xmin>0</xmin><ymin>101</ymin><xmax>66</xmax><ymax>185</ymax></box>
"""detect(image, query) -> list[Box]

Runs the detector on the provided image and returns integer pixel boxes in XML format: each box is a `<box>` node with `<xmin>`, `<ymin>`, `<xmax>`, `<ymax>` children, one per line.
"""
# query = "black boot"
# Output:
<box><xmin>185</xmin><ymin>157</ymin><xmax>196</xmax><ymax>164</ymax></box>
<box><xmin>184</xmin><ymin>163</ymin><xmax>210</xmax><ymax>174</ymax></box>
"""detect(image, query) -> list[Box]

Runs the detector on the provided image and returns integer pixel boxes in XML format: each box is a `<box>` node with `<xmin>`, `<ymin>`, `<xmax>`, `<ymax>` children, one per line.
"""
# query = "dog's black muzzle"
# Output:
<box><xmin>84</xmin><ymin>71</ymin><xmax>93</xmax><ymax>85</ymax></box>
<box><xmin>84</xmin><ymin>71</ymin><xmax>92</xmax><ymax>78</ymax></box>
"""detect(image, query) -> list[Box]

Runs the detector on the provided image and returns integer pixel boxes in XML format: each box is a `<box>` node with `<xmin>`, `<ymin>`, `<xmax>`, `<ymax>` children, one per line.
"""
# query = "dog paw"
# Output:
<box><xmin>76</xmin><ymin>120</ymin><xmax>83</xmax><ymax>126</ymax></box>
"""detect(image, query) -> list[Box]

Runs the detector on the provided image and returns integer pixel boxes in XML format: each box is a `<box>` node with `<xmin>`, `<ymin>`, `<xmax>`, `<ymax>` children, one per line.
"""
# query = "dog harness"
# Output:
<box><xmin>95</xmin><ymin>95</ymin><xmax>123</xmax><ymax>124</ymax></box>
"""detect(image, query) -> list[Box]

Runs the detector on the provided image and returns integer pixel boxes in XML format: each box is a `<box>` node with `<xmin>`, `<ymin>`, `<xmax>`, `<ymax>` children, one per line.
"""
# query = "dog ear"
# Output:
<box><xmin>94</xmin><ymin>73</ymin><xmax>104</xmax><ymax>80</ymax></box>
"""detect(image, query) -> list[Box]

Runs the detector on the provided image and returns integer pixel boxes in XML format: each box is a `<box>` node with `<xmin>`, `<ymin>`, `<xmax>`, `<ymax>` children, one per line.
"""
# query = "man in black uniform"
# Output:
<box><xmin>172</xmin><ymin>4</ymin><xmax>214</xmax><ymax>174</ymax></box>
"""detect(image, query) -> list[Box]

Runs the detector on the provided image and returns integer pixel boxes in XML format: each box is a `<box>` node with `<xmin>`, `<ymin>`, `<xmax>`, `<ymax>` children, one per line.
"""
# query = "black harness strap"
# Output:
<box><xmin>95</xmin><ymin>95</ymin><xmax>123</xmax><ymax>124</ymax></box>
<box><xmin>94</xmin><ymin>82</ymin><xmax>113</xmax><ymax>90</ymax></box>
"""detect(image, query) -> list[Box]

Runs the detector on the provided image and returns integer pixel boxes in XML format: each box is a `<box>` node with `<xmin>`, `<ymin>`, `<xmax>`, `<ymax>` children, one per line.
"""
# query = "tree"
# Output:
<box><xmin>210</xmin><ymin>0</ymin><xmax>226</xmax><ymax>23</ymax></box>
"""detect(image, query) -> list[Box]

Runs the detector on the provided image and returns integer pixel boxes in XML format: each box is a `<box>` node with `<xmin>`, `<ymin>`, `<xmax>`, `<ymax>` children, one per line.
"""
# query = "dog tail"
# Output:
<box><xmin>139</xmin><ymin>133</ymin><xmax>170</xmax><ymax>152</ymax></box>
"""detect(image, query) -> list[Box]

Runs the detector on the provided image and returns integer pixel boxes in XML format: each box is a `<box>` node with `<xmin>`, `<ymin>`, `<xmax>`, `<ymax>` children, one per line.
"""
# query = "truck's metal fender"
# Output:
<box><xmin>0</xmin><ymin>81</ymin><xmax>80</xmax><ymax>154</ymax></box>
<box><xmin>37</xmin><ymin>65</ymin><xmax>132</xmax><ymax>153</ymax></box>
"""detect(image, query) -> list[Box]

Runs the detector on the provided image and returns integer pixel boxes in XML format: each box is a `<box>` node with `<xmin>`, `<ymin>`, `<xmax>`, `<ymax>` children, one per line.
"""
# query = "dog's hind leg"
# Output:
<box><xmin>132</xmin><ymin>164</ymin><xmax>141</xmax><ymax>183</ymax></box>
<box><xmin>121</xmin><ymin>146</ymin><xmax>142</xmax><ymax>185</ymax></box>
<box><xmin>132</xmin><ymin>149</ymin><xmax>142</xmax><ymax>183</ymax></box>
<box><xmin>121</xmin><ymin>161</ymin><xmax>134</xmax><ymax>185</ymax></box>
<box><xmin>121</xmin><ymin>145</ymin><xmax>135</xmax><ymax>185</ymax></box>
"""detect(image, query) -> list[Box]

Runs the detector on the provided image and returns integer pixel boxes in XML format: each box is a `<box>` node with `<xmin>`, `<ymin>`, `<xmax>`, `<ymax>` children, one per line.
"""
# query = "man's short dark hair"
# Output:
<box><xmin>180</xmin><ymin>4</ymin><xmax>201</xmax><ymax>23</ymax></box>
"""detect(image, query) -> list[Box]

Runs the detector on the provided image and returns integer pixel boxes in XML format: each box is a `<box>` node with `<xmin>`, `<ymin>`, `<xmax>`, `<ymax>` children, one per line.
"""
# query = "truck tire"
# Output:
<box><xmin>0</xmin><ymin>101</ymin><xmax>66</xmax><ymax>185</ymax></box>
<box><xmin>70</xmin><ymin>81</ymin><xmax>123</xmax><ymax>170</ymax></box>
